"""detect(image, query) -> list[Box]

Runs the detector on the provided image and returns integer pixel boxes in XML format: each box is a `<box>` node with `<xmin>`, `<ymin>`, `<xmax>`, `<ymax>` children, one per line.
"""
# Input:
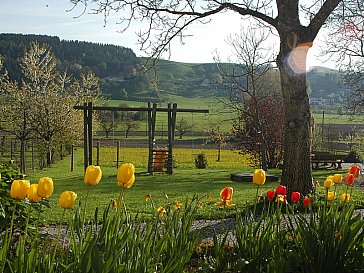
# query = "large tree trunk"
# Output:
<box><xmin>277</xmin><ymin>41</ymin><xmax>315</xmax><ymax>196</ymax></box>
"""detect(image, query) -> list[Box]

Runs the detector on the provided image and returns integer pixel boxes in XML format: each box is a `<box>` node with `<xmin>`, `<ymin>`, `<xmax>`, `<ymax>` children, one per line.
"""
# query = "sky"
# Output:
<box><xmin>0</xmin><ymin>0</ymin><xmax>334</xmax><ymax>68</ymax></box>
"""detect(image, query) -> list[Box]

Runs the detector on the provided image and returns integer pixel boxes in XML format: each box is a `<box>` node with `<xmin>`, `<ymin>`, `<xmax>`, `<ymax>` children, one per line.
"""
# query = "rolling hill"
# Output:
<box><xmin>0</xmin><ymin>33</ymin><xmax>350</xmax><ymax>111</ymax></box>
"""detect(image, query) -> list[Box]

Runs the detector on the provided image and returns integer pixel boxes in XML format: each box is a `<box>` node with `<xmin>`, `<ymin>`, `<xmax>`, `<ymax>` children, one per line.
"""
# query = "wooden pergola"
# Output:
<box><xmin>74</xmin><ymin>102</ymin><xmax>209</xmax><ymax>174</ymax></box>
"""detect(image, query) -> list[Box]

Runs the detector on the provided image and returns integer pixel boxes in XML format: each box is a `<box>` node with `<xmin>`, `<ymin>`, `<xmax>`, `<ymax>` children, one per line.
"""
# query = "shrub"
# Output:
<box><xmin>194</xmin><ymin>153</ymin><xmax>208</xmax><ymax>169</ymax></box>
<box><xmin>345</xmin><ymin>150</ymin><xmax>363</xmax><ymax>163</ymax></box>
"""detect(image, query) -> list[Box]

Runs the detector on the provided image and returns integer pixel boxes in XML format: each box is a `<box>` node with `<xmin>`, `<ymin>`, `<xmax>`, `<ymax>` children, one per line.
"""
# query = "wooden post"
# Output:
<box><xmin>1</xmin><ymin>136</ymin><xmax>5</xmax><ymax>155</ymax></box>
<box><xmin>31</xmin><ymin>142</ymin><xmax>35</xmax><ymax>172</ymax></box>
<box><xmin>87</xmin><ymin>101</ymin><xmax>93</xmax><ymax>166</ymax></box>
<box><xmin>116</xmin><ymin>141</ymin><xmax>120</xmax><ymax>169</ymax></box>
<box><xmin>60</xmin><ymin>144</ymin><xmax>63</xmax><ymax>160</ymax></box>
<box><xmin>167</xmin><ymin>103</ymin><xmax>177</xmax><ymax>175</ymax></box>
<box><xmin>147</xmin><ymin>102</ymin><xmax>157</xmax><ymax>174</ymax></box>
<box><xmin>71</xmin><ymin>144</ymin><xmax>74</xmax><ymax>171</ymax></box>
<box><xmin>83</xmin><ymin>102</ymin><xmax>89</xmax><ymax>171</ymax></box>
<box><xmin>10</xmin><ymin>141</ymin><xmax>13</xmax><ymax>161</ymax></box>
<box><xmin>96</xmin><ymin>141</ymin><xmax>100</xmax><ymax>166</ymax></box>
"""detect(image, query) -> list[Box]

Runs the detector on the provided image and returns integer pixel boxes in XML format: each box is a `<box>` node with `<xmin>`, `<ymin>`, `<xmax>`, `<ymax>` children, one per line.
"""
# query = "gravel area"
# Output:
<box><xmin>39</xmin><ymin>208</ymin><xmax>364</xmax><ymax>246</ymax></box>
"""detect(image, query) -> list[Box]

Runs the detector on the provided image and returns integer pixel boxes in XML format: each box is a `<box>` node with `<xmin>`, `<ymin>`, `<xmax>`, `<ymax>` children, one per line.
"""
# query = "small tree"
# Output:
<box><xmin>0</xmin><ymin>41</ymin><xmax>102</xmax><ymax>169</ymax></box>
<box><xmin>122</xmin><ymin>112</ymin><xmax>139</xmax><ymax>138</ymax></box>
<box><xmin>98</xmin><ymin>111</ymin><xmax>120</xmax><ymax>138</ymax></box>
<box><xmin>0</xmin><ymin>59</ymin><xmax>33</xmax><ymax>174</ymax></box>
<box><xmin>205</xmin><ymin>125</ymin><xmax>227</xmax><ymax>162</ymax></box>
<box><xmin>176</xmin><ymin>118</ymin><xmax>193</xmax><ymax>139</ymax></box>
<box><xmin>325</xmin><ymin>1</ymin><xmax>364</xmax><ymax>115</ymax></box>
<box><xmin>232</xmin><ymin>96</ymin><xmax>284</xmax><ymax>169</ymax></box>
<box><xmin>215</xmin><ymin>27</ymin><xmax>280</xmax><ymax>170</ymax></box>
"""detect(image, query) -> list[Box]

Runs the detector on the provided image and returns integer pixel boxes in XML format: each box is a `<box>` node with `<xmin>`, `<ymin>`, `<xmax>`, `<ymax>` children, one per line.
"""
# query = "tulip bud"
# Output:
<box><xmin>345</xmin><ymin>174</ymin><xmax>354</xmax><ymax>186</ymax></box>
<box><xmin>291</xmin><ymin>192</ymin><xmax>301</xmax><ymax>203</ymax></box>
<box><xmin>303</xmin><ymin>197</ymin><xmax>312</xmax><ymax>208</ymax></box>
<box><xmin>348</xmin><ymin>165</ymin><xmax>360</xmax><ymax>178</ymax></box>
<box><xmin>27</xmin><ymin>184</ymin><xmax>42</xmax><ymax>203</ymax></box>
<box><xmin>266</xmin><ymin>190</ymin><xmax>275</xmax><ymax>201</ymax></box>
<box><xmin>10</xmin><ymin>180</ymin><xmax>30</xmax><ymax>200</ymax></box>
<box><xmin>59</xmin><ymin>191</ymin><xmax>77</xmax><ymax>209</ymax></box>
<box><xmin>327</xmin><ymin>191</ymin><xmax>336</xmax><ymax>201</ymax></box>
<box><xmin>276</xmin><ymin>185</ymin><xmax>287</xmax><ymax>195</ymax></box>
<box><xmin>84</xmin><ymin>165</ymin><xmax>102</xmax><ymax>186</ymax></box>
<box><xmin>341</xmin><ymin>193</ymin><xmax>350</xmax><ymax>202</ymax></box>
<box><xmin>333</xmin><ymin>174</ymin><xmax>342</xmax><ymax>184</ymax></box>
<box><xmin>37</xmin><ymin>177</ymin><xmax>54</xmax><ymax>198</ymax></box>
<box><xmin>253</xmin><ymin>169</ymin><xmax>266</xmax><ymax>186</ymax></box>
<box><xmin>117</xmin><ymin>163</ymin><xmax>135</xmax><ymax>189</ymax></box>
<box><xmin>323</xmin><ymin>178</ymin><xmax>334</xmax><ymax>189</ymax></box>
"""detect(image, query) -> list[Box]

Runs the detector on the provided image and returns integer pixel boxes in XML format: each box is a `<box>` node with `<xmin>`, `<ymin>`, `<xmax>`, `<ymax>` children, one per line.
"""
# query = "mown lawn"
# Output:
<box><xmin>27</xmin><ymin>147</ymin><xmax>361</xmax><ymax>223</ymax></box>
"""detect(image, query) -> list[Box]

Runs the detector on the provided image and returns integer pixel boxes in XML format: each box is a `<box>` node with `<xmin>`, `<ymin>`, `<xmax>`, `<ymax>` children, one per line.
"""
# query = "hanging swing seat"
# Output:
<box><xmin>152</xmin><ymin>149</ymin><xmax>169</xmax><ymax>171</ymax></box>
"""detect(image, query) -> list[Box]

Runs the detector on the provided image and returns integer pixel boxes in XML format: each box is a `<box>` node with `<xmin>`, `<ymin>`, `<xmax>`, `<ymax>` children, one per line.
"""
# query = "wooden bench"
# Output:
<box><xmin>311</xmin><ymin>151</ymin><xmax>346</xmax><ymax>170</ymax></box>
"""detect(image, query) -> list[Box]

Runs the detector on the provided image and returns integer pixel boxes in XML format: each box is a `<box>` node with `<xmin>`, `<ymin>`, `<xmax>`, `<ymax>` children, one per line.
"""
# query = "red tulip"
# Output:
<box><xmin>220</xmin><ymin>187</ymin><xmax>233</xmax><ymax>201</ymax></box>
<box><xmin>345</xmin><ymin>174</ymin><xmax>355</xmax><ymax>186</ymax></box>
<box><xmin>266</xmin><ymin>190</ymin><xmax>275</xmax><ymax>201</ymax></box>
<box><xmin>277</xmin><ymin>194</ymin><xmax>287</xmax><ymax>204</ymax></box>
<box><xmin>291</xmin><ymin>192</ymin><xmax>301</xmax><ymax>203</ymax></box>
<box><xmin>216</xmin><ymin>187</ymin><xmax>235</xmax><ymax>207</ymax></box>
<box><xmin>276</xmin><ymin>185</ymin><xmax>287</xmax><ymax>195</ymax></box>
<box><xmin>303</xmin><ymin>197</ymin><xmax>312</xmax><ymax>208</ymax></box>
<box><xmin>348</xmin><ymin>165</ymin><xmax>360</xmax><ymax>178</ymax></box>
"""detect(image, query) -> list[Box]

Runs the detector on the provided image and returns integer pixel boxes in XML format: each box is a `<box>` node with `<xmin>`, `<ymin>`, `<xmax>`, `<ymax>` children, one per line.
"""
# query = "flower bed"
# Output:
<box><xmin>1</xmin><ymin>165</ymin><xmax>364</xmax><ymax>272</ymax></box>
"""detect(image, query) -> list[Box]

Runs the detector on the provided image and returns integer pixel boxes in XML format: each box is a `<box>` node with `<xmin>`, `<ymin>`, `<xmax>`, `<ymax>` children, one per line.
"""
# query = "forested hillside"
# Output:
<box><xmin>0</xmin><ymin>33</ymin><xmax>152</xmax><ymax>100</ymax></box>
<box><xmin>0</xmin><ymin>33</ymin><xmax>348</xmax><ymax>107</ymax></box>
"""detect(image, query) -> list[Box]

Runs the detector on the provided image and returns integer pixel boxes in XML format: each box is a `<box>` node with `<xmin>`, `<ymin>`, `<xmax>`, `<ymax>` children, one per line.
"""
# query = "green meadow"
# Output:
<box><xmin>27</xmin><ymin>146</ymin><xmax>360</xmax><ymax>223</ymax></box>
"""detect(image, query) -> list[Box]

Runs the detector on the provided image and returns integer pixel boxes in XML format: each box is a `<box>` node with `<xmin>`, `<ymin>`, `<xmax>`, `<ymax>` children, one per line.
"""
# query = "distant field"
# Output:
<box><xmin>102</xmin><ymin>97</ymin><xmax>361</xmax><ymax>135</ymax></box>
<box><xmin>104</xmin><ymin>96</ymin><xmax>234</xmax><ymax>132</ymax></box>
<box><xmin>312</xmin><ymin>112</ymin><xmax>363</xmax><ymax>124</ymax></box>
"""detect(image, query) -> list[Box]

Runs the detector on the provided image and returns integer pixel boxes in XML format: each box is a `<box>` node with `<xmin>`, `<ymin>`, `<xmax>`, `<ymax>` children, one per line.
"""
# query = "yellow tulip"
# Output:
<box><xmin>333</xmin><ymin>174</ymin><xmax>342</xmax><ymax>184</ymax></box>
<box><xmin>253</xmin><ymin>169</ymin><xmax>266</xmax><ymax>186</ymax></box>
<box><xmin>157</xmin><ymin>206</ymin><xmax>166</xmax><ymax>216</ymax></box>
<box><xmin>117</xmin><ymin>163</ymin><xmax>135</xmax><ymax>189</ymax></box>
<box><xmin>323</xmin><ymin>178</ymin><xmax>334</xmax><ymax>189</ymax></box>
<box><xmin>10</xmin><ymin>180</ymin><xmax>30</xmax><ymax>200</ymax></box>
<box><xmin>59</xmin><ymin>191</ymin><xmax>77</xmax><ymax>209</ymax></box>
<box><xmin>341</xmin><ymin>193</ymin><xmax>350</xmax><ymax>202</ymax></box>
<box><xmin>173</xmin><ymin>200</ymin><xmax>183</xmax><ymax>210</ymax></box>
<box><xmin>327</xmin><ymin>191</ymin><xmax>336</xmax><ymax>201</ymax></box>
<box><xmin>118</xmin><ymin>174</ymin><xmax>135</xmax><ymax>189</ymax></box>
<box><xmin>27</xmin><ymin>184</ymin><xmax>42</xmax><ymax>203</ymax></box>
<box><xmin>37</xmin><ymin>177</ymin><xmax>54</xmax><ymax>198</ymax></box>
<box><xmin>84</xmin><ymin>165</ymin><xmax>102</xmax><ymax>186</ymax></box>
